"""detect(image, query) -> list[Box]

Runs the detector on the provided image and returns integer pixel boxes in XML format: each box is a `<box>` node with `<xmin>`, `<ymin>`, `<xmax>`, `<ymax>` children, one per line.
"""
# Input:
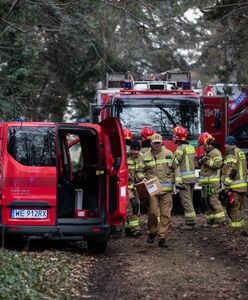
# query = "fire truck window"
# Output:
<box><xmin>7</xmin><ymin>127</ymin><xmax>56</xmax><ymax>166</ymax></box>
<box><xmin>119</xmin><ymin>102</ymin><xmax>201</xmax><ymax>138</ymax></box>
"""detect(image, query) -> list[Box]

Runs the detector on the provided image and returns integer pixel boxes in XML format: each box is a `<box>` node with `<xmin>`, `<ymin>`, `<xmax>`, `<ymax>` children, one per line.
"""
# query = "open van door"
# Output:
<box><xmin>202</xmin><ymin>96</ymin><xmax>228</xmax><ymax>151</ymax></box>
<box><xmin>99</xmin><ymin>117</ymin><xmax>128</xmax><ymax>229</ymax></box>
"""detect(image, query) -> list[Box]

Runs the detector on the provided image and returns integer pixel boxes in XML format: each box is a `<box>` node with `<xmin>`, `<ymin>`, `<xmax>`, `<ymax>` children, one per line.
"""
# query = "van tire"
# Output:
<box><xmin>87</xmin><ymin>240</ymin><xmax>108</xmax><ymax>254</ymax></box>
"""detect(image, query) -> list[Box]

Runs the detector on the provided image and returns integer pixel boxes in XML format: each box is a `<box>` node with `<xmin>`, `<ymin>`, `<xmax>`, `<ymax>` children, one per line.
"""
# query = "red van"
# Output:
<box><xmin>0</xmin><ymin>117</ymin><xmax>128</xmax><ymax>253</ymax></box>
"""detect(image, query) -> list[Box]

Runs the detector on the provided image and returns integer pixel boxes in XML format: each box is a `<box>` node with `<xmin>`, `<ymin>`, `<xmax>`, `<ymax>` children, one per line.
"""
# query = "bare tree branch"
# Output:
<box><xmin>1</xmin><ymin>18</ymin><xmax>34</xmax><ymax>33</ymax></box>
<box><xmin>6</xmin><ymin>0</ymin><xmax>22</xmax><ymax>20</ymax></box>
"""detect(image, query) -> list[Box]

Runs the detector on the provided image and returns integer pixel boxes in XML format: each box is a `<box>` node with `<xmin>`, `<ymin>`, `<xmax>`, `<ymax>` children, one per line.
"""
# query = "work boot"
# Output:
<box><xmin>158</xmin><ymin>238</ymin><xmax>168</xmax><ymax>248</ymax></box>
<box><xmin>125</xmin><ymin>228</ymin><xmax>131</xmax><ymax>237</ymax></box>
<box><xmin>147</xmin><ymin>233</ymin><xmax>156</xmax><ymax>244</ymax></box>
<box><xmin>130</xmin><ymin>230</ymin><xmax>142</xmax><ymax>237</ymax></box>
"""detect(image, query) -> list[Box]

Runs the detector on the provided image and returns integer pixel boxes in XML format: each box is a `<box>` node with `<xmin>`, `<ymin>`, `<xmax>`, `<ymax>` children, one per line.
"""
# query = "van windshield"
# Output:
<box><xmin>113</xmin><ymin>97</ymin><xmax>202</xmax><ymax>138</ymax></box>
<box><xmin>7</xmin><ymin>126</ymin><xmax>56</xmax><ymax>166</ymax></box>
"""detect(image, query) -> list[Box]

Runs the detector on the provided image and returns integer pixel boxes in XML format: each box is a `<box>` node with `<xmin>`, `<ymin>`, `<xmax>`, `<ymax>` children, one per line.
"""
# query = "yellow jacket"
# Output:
<box><xmin>221</xmin><ymin>146</ymin><xmax>247</xmax><ymax>193</ymax></box>
<box><xmin>199</xmin><ymin>146</ymin><xmax>222</xmax><ymax>187</ymax></box>
<box><xmin>175</xmin><ymin>143</ymin><xmax>196</xmax><ymax>184</ymax></box>
<box><xmin>127</xmin><ymin>153</ymin><xmax>144</xmax><ymax>189</ymax></box>
<box><xmin>139</xmin><ymin>146</ymin><xmax>182</xmax><ymax>193</ymax></box>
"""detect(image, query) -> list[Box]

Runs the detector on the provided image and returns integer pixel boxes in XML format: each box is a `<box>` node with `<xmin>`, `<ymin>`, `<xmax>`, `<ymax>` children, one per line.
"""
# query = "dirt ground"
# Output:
<box><xmin>80</xmin><ymin>213</ymin><xmax>248</xmax><ymax>300</ymax></box>
<box><xmin>2</xmin><ymin>212</ymin><xmax>248</xmax><ymax>299</ymax></box>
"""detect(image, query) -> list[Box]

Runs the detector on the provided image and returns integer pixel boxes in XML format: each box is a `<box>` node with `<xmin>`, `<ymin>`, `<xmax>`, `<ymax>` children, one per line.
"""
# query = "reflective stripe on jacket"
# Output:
<box><xmin>175</xmin><ymin>143</ymin><xmax>196</xmax><ymax>184</ymax></box>
<box><xmin>127</xmin><ymin>153</ymin><xmax>144</xmax><ymax>189</ymax></box>
<box><xmin>199</xmin><ymin>147</ymin><xmax>222</xmax><ymax>186</ymax></box>
<box><xmin>139</xmin><ymin>146</ymin><xmax>182</xmax><ymax>192</ymax></box>
<box><xmin>221</xmin><ymin>146</ymin><xmax>247</xmax><ymax>193</ymax></box>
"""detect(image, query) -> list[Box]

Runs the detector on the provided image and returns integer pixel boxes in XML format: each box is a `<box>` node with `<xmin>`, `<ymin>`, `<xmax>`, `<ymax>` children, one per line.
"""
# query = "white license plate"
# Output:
<box><xmin>11</xmin><ymin>209</ymin><xmax>48</xmax><ymax>219</ymax></box>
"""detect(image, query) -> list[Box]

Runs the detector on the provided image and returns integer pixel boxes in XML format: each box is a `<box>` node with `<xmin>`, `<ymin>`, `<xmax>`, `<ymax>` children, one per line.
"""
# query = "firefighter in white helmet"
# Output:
<box><xmin>139</xmin><ymin>133</ymin><xmax>182</xmax><ymax>247</ymax></box>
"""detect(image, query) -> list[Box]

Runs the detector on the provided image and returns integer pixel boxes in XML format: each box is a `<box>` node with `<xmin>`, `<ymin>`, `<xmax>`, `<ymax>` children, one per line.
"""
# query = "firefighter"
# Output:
<box><xmin>125</xmin><ymin>140</ymin><xmax>143</xmax><ymax>237</ymax></box>
<box><xmin>198</xmin><ymin>132</ymin><xmax>225</xmax><ymax>227</ymax></box>
<box><xmin>123</xmin><ymin>127</ymin><xmax>133</xmax><ymax>153</ymax></box>
<box><xmin>139</xmin><ymin>133</ymin><xmax>182</xmax><ymax>247</ymax></box>
<box><xmin>172</xmin><ymin>126</ymin><xmax>197</xmax><ymax>227</ymax></box>
<box><xmin>140</xmin><ymin>126</ymin><xmax>155</xmax><ymax>155</ymax></box>
<box><xmin>221</xmin><ymin>136</ymin><xmax>247</xmax><ymax>230</ymax></box>
<box><xmin>139</xmin><ymin>126</ymin><xmax>156</xmax><ymax>213</ymax></box>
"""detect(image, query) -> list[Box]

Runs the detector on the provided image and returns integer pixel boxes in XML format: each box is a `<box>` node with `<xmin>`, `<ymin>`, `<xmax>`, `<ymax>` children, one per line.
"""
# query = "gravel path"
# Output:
<box><xmin>85</xmin><ymin>214</ymin><xmax>248</xmax><ymax>300</ymax></box>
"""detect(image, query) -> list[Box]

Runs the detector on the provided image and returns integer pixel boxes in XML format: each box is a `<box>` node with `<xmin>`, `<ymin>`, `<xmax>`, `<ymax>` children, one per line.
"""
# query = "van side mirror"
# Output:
<box><xmin>113</xmin><ymin>157</ymin><xmax>121</xmax><ymax>171</ymax></box>
<box><xmin>214</xmin><ymin>109</ymin><xmax>222</xmax><ymax>129</ymax></box>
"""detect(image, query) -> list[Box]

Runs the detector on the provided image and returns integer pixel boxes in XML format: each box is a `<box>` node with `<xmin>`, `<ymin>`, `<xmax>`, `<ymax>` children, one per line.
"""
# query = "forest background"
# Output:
<box><xmin>0</xmin><ymin>0</ymin><xmax>248</xmax><ymax>121</ymax></box>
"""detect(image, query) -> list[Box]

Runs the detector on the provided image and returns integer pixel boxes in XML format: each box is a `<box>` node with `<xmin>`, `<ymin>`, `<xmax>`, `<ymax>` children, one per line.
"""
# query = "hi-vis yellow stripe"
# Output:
<box><xmin>225</xmin><ymin>157</ymin><xmax>237</xmax><ymax>164</ymax></box>
<box><xmin>145</xmin><ymin>159</ymin><xmax>171</xmax><ymax>167</ymax></box>
<box><xmin>185</xmin><ymin>146</ymin><xmax>195</xmax><ymax>154</ymax></box>
<box><xmin>229</xmin><ymin>219</ymin><xmax>245</xmax><ymax>228</ymax></box>
<box><xmin>176</xmin><ymin>149</ymin><xmax>183</xmax><ymax>156</ymax></box>
<box><xmin>96</xmin><ymin>170</ymin><xmax>104</xmax><ymax>175</ymax></box>
<box><xmin>238</xmin><ymin>152</ymin><xmax>246</xmax><ymax>160</ymax></box>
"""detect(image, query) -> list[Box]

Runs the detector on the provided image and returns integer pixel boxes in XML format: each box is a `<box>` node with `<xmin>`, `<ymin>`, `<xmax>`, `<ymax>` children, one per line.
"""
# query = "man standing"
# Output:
<box><xmin>126</xmin><ymin>140</ymin><xmax>143</xmax><ymax>237</ymax></box>
<box><xmin>172</xmin><ymin>126</ymin><xmax>197</xmax><ymax>228</ymax></box>
<box><xmin>198</xmin><ymin>132</ymin><xmax>225</xmax><ymax>227</ymax></box>
<box><xmin>221</xmin><ymin>136</ymin><xmax>247</xmax><ymax>230</ymax></box>
<box><xmin>139</xmin><ymin>133</ymin><xmax>182</xmax><ymax>247</ymax></box>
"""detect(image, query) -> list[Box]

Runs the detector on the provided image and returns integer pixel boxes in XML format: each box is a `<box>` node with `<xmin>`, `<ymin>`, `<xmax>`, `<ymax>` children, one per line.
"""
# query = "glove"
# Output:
<box><xmin>219</xmin><ymin>189</ymin><xmax>234</xmax><ymax>207</ymax></box>
<box><xmin>226</xmin><ymin>190</ymin><xmax>234</xmax><ymax>206</ymax></box>
<box><xmin>199</xmin><ymin>154</ymin><xmax>208</xmax><ymax>165</ymax></box>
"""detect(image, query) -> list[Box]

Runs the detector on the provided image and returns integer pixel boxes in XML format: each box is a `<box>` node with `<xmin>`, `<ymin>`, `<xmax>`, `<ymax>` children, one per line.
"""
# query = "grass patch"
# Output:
<box><xmin>0</xmin><ymin>245</ymin><xmax>88</xmax><ymax>300</ymax></box>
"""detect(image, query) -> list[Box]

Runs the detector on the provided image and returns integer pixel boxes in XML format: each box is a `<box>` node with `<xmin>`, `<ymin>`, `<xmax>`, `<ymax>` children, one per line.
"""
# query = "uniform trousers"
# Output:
<box><xmin>148</xmin><ymin>192</ymin><xmax>172</xmax><ymax>240</ymax></box>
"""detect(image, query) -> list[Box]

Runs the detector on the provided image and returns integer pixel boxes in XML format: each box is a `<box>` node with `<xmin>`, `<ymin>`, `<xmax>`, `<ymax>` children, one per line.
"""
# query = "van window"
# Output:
<box><xmin>68</xmin><ymin>135</ymin><xmax>83</xmax><ymax>172</ymax></box>
<box><xmin>7</xmin><ymin>126</ymin><xmax>56</xmax><ymax>166</ymax></box>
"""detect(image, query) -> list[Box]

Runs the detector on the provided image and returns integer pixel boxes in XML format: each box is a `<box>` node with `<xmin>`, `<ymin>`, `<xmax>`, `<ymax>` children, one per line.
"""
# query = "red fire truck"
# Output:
<box><xmin>203</xmin><ymin>83</ymin><xmax>248</xmax><ymax>152</ymax></box>
<box><xmin>0</xmin><ymin>118</ymin><xmax>128</xmax><ymax>253</ymax></box>
<box><xmin>92</xmin><ymin>72</ymin><xmax>203</xmax><ymax>153</ymax></box>
<box><xmin>90</xmin><ymin>74</ymin><xmax>248</xmax><ymax>211</ymax></box>
<box><xmin>91</xmin><ymin>72</ymin><xmax>206</xmax><ymax>211</ymax></box>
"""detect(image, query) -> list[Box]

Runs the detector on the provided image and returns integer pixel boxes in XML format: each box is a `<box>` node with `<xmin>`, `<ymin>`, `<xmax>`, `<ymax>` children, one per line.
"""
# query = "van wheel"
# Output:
<box><xmin>87</xmin><ymin>240</ymin><xmax>108</xmax><ymax>254</ymax></box>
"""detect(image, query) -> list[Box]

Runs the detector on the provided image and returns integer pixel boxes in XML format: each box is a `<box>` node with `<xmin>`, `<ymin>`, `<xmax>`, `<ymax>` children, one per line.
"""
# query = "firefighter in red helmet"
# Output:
<box><xmin>123</xmin><ymin>127</ymin><xmax>133</xmax><ymax>153</ymax></box>
<box><xmin>140</xmin><ymin>126</ymin><xmax>155</xmax><ymax>155</ymax></box>
<box><xmin>198</xmin><ymin>132</ymin><xmax>225</xmax><ymax>227</ymax></box>
<box><xmin>172</xmin><ymin>126</ymin><xmax>197</xmax><ymax>228</ymax></box>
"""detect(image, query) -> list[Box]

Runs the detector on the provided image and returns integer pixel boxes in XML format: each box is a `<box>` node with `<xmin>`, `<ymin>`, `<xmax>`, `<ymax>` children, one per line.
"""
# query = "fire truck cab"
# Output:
<box><xmin>92</xmin><ymin>72</ymin><xmax>203</xmax><ymax>153</ymax></box>
<box><xmin>203</xmin><ymin>83</ymin><xmax>248</xmax><ymax>153</ymax></box>
<box><xmin>0</xmin><ymin>118</ymin><xmax>128</xmax><ymax>253</ymax></box>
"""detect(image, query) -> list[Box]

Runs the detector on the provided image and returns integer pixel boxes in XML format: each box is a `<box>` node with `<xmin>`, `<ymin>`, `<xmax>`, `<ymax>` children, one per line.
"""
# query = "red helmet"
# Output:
<box><xmin>123</xmin><ymin>128</ymin><xmax>132</xmax><ymax>140</ymax></box>
<box><xmin>198</xmin><ymin>132</ymin><xmax>214</xmax><ymax>145</ymax></box>
<box><xmin>172</xmin><ymin>126</ymin><xmax>188</xmax><ymax>141</ymax></box>
<box><xmin>140</xmin><ymin>127</ymin><xmax>155</xmax><ymax>141</ymax></box>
